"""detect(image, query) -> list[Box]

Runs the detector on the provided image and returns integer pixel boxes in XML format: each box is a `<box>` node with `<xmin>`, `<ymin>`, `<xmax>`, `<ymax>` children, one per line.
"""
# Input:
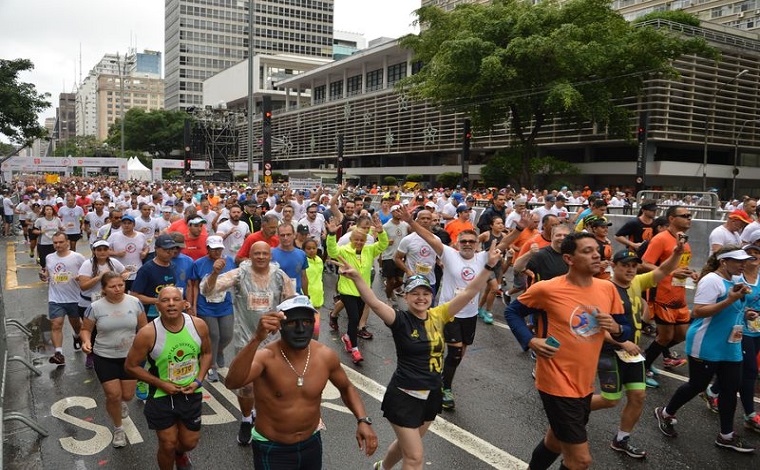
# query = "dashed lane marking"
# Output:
<box><xmin>341</xmin><ymin>366</ymin><xmax>527</xmax><ymax>469</ymax></box>
<box><xmin>5</xmin><ymin>241</ymin><xmax>45</xmax><ymax>290</ymax></box>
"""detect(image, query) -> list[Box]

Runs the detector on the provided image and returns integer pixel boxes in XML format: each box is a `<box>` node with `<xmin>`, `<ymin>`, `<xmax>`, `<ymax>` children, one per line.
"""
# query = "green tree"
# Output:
<box><xmin>401</xmin><ymin>0</ymin><xmax>715</xmax><ymax>186</ymax></box>
<box><xmin>0</xmin><ymin>59</ymin><xmax>51</xmax><ymax>144</ymax></box>
<box><xmin>405</xmin><ymin>174</ymin><xmax>424</xmax><ymax>182</ymax></box>
<box><xmin>481</xmin><ymin>146</ymin><xmax>579</xmax><ymax>188</ymax></box>
<box><xmin>436</xmin><ymin>172</ymin><xmax>461</xmax><ymax>188</ymax></box>
<box><xmin>0</xmin><ymin>142</ymin><xmax>17</xmax><ymax>158</ymax></box>
<box><xmin>108</xmin><ymin>108</ymin><xmax>187</xmax><ymax>157</ymax></box>
<box><xmin>383</xmin><ymin>176</ymin><xmax>398</xmax><ymax>186</ymax></box>
<box><xmin>52</xmin><ymin>135</ymin><xmax>105</xmax><ymax>158</ymax></box>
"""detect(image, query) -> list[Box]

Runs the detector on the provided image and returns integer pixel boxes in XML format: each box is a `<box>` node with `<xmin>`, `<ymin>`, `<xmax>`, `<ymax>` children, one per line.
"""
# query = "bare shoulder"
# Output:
<box><xmin>311</xmin><ymin>341</ymin><xmax>340</xmax><ymax>366</ymax></box>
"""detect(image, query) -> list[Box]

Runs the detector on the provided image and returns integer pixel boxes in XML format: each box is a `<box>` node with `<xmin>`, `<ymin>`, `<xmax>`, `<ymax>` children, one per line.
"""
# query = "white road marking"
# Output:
<box><xmin>341</xmin><ymin>366</ymin><xmax>527</xmax><ymax>469</ymax></box>
<box><xmin>655</xmin><ymin>368</ymin><xmax>760</xmax><ymax>404</ymax></box>
<box><xmin>51</xmin><ymin>397</ymin><xmax>113</xmax><ymax>456</ymax></box>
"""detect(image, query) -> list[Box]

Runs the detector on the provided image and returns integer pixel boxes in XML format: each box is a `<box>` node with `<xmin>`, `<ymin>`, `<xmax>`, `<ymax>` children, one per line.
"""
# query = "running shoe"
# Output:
<box><xmin>73</xmin><ymin>336</ymin><xmax>82</xmax><ymax>351</ymax></box>
<box><xmin>373</xmin><ymin>460</ymin><xmax>384</xmax><ymax>470</ymax></box>
<box><xmin>207</xmin><ymin>369</ymin><xmax>219</xmax><ymax>383</ymax></box>
<box><xmin>531</xmin><ymin>367</ymin><xmax>536</xmax><ymax>379</ymax></box>
<box><xmin>442</xmin><ymin>388</ymin><xmax>455</xmax><ymax>411</ymax></box>
<box><xmin>743</xmin><ymin>413</ymin><xmax>760</xmax><ymax>433</ymax></box>
<box><xmin>112</xmin><ymin>429</ymin><xmax>127</xmax><ymax>448</ymax></box>
<box><xmin>49</xmin><ymin>352</ymin><xmax>65</xmax><ymax>365</ymax></box>
<box><xmin>663</xmin><ymin>357</ymin><xmax>687</xmax><ymax>369</ymax></box>
<box><xmin>715</xmin><ymin>433</ymin><xmax>755</xmax><ymax>453</ymax></box>
<box><xmin>649</xmin><ymin>365</ymin><xmax>662</xmax><ymax>376</ymax></box>
<box><xmin>654</xmin><ymin>407</ymin><xmax>677</xmax><ymax>438</ymax></box>
<box><xmin>237</xmin><ymin>420</ymin><xmax>253</xmax><ymax>445</ymax></box>
<box><xmin>85</xmin><ymin>353</ymin><xmax>94</xmax><ymax>370</ymax></box>
<box><xmin>121</xmin><ymin>401</ymin><xmax>129</xmax><ymax>419</ymax></box>
<box><xmin>699</xmin><ymin>392</ymin><xmax>719</xmax><ymax>413</ymax></box>
<box><xmin>351</xmin><ymin>349</ymin><xmax>364</xmax><ymax>364</ymax></box>
<box><xmin>341</xmin><ymin>334</ymin><xmax>352</xmax><ymax>352</ymax></box>
<box><xmin>135</xmin><ymin>381</ymin><xmax>149</xmax><ymax>401</ymax></box>
<box><xmin>478</xmin><ymin>308</ymin><xmax>494</xmax><ymax>324</ymax></box>
<box><xmin>610</xmin><ymin>436</ymin><xmax>647</xmax><ymax>459</ymax></box>
<box><xmin>357</xmin><ymin>327</ymin><xmax>374</xmax><ymax>340</ymax></box>
<box><xmin>175</xmin><ymin>452</ymin><xmax>194</xmax><ymax>469</ymax></box>
<box><xmin>329</xmin><ymin>315</ymin><xmax>339</xmax><ymax>331</ymax></box>
<box><xmin>645</xmin><ymin>376</ymin><xmax>660</xmax><ymax>388</ymax></box>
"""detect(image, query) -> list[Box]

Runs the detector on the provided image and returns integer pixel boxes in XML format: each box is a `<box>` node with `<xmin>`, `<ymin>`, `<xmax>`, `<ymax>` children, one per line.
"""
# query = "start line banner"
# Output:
<box><xmin>288</xmin><ymin>178</ymin><xmax>322</xmax><ymax>190</ymax></box>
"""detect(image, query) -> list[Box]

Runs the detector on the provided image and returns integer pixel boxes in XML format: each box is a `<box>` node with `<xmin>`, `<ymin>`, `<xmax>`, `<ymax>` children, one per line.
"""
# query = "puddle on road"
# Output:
<box><xmin>26</xmin><ymin>315</ymin><xmax>52</xmax><ymax>360</ymax></box>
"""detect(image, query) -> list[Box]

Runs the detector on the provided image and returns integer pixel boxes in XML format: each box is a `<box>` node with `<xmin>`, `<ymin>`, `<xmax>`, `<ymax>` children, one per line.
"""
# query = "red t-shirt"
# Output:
<box><xmin>236</xmin><ymin>231</ymin><xmax>280</xmax><ymax>259</ymax></box>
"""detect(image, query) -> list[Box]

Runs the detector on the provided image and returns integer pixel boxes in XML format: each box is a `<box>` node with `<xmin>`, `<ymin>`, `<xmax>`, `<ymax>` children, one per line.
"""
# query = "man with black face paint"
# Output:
<box><xmin>226</xmin><ymin>295</ymin><xmax>378</xmax><ymax>469</ymax></box>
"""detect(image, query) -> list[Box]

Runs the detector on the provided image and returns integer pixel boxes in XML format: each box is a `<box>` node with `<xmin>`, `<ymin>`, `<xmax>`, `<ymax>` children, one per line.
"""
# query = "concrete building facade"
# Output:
<box><xmin>204</xmin><ymin>19</ymin><xmax>760</xmax><ymax>196</ymax></box>
<box><xmin>164</xmin><ymin>0</ymin><xmax>335</xmax><ymax>111</ymax></box>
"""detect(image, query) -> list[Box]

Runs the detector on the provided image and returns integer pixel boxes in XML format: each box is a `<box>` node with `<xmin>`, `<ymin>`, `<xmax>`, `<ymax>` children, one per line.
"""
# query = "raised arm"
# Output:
<box><xmin>337</xmin><ymin>257</ymin><xmax>396</xmax><ymax>324</ymax></box>
<box><xmin>395</xmin><ymin>207</ymin><xmax>443</xmax><ymax>256</ymax></box>
<box><xmin>446</xmin><ymin>242</ymin><xmax>501</xmax><ymax>315</ymax></box>
<box><xmin>225</xmin><ymin>312</ymin><xmax>284</xmax><ymax>389</ymax></box>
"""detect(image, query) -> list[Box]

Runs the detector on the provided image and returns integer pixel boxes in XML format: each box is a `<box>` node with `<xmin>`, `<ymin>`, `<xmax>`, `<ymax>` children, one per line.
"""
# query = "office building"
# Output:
<box><xmin>76</xmin><ymin>50</ymin><xmax>165</xmax><ymax>141</ymax></box>
<box><xmin>164</xmin><ymin>0</ymin><xmax>335</xmax><ymax>111</ymax></box>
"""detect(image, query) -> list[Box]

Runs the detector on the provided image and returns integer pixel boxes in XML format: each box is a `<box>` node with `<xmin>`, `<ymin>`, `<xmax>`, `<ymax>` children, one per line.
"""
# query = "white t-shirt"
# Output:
<box><xmin>84</xmin><ymin>211</ymin><xmax>110</xmax><ymax>243</ymax></box>
<box><xmin>85</xmin><ymin>294</ymin><xmax>144</xmax><ymax>359</ymax></box>
<box><xmin>396</xmin><ymin>233</ymin><xmax>438</xmax><ymax>285</ymax></box>
<box><xmin>381</xmin><ymin>219</ymin><xmax>410</xmax><ymax>261</ymax></box>
<box><xmin>438</xmin><ymin>247</ymin><xmax>488</xmax><ymax>318</ymax></box>
<box><xmin>198</xmin><ymin>210</ymin><xmax>218</xmax><ymax>226</ymax></box>
<box><xmin>297</xmin><ymin>215</ymin><xmax>326</xmax><ymax>240</ymax></box>
<box><xmin>216</xmin><ymin>220</ymin><xmax>250</xmax><ymax>259</ymax></box>
<box><xmin>134</xmin><ymin>217</ymin><xmax>158</xmax><ymax>253</ymax></box>
<box><xmin>46</xmin><ymin>251</ymin><xmax>86</xmax><ymax>303</ymax></box>
<box><xmin>3</xmin><ymin>197</ymin><xmax>15</xmax><ymax>216</ymax></box>
<box><xmin>35</xmin><ymin>217</ymin><xmax>64</xmax><ymax>245</ymax></box>
<box><xmin>504</xmin><ymin>210</ymin><xmax>522</xmax><ymax>230</ymax></box>
<box><xmin>708</xmin><ymin>225</ymin><xmax>741</xmax><ymax>253</ymax></box>
<box><xmin>15</xmin><ymin>202</ymin><xmax>30</xmax><ymax>220</ymax></box>
<box><xmin>78</xmin><ymin>258</ymin><xmax>126</xmax><ymax>307</ymax></box>
<box><xmin>58</xmin><ymin>205</ymin><xmax>85</xmax><ymax>235</ymax></box>
<box><xmin>107</xmin><ymin>231</ymin><xmax>147</xmax><ymax>280</ymax></box>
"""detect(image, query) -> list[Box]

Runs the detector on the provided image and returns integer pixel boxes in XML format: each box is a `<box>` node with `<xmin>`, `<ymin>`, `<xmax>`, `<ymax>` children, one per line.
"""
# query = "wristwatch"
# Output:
<box><xmin>357</xmin><ymin>416</ymin><xmax>373</xmax><ymax>425</ymax></box>
<box><xmin>484</xmin><ymin>264</ymin><xmax>496</xmax><ymax>271</ymax></box>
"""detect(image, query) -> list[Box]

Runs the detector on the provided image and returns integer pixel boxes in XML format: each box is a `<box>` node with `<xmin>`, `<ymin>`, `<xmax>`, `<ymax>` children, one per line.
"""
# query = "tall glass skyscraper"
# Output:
<box><xmin>164</xmin><ymin>0</ymin><xmax>335</xmax><ymax>111</ymax></box>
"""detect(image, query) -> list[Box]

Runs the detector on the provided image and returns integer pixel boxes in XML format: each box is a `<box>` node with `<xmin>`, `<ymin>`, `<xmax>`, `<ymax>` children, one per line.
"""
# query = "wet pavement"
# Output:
<box><xmin>1</xmin><ymin>235</ymin><xmax>759</xmax><ymax>469</ymax></box>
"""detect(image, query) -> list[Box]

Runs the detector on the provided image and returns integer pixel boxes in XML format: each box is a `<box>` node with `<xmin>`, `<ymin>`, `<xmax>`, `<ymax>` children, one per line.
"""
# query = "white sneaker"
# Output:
<box><xmin>121</xmin><ymin>401</ymin><xmax>129</xmax><ymax>419</ymax></box>
<box><xmin>112</xmin><ymin>428</ymin><xmax>127</xmax><ymax>448</ymax></box>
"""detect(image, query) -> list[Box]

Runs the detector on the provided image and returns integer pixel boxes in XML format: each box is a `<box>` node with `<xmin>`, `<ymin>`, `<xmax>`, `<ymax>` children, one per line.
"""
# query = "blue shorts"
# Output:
<box><xmin>48</xmin><ymin>302</ymin><xmax>79</xmax><ymax>320</ymax></box>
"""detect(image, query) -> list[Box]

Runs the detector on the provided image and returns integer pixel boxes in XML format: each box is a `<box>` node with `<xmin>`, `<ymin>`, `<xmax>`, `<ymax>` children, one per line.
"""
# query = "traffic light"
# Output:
<box><xmin>463</xmin><ymin>119</ymin><xmax>472</xmax><ymax>153</ymax></box>
<box><xmin>262</xmin><ymin>96</ymin><xmax>272</xmax><ymax>184</ymax></box>
<box><xmin>637</xmin><ymin>126</ymin><xmax>646</xmax><ymax>143</ymax></box>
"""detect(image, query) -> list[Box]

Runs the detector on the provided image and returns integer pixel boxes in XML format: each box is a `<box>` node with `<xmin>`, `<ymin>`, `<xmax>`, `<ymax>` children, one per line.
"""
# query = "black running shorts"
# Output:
<box><xmin>382</xmin><ymin>385</ymin><xmax>442</xmax><ymax>429</ymax></box>
<box><xmin>538</xmin><ymin>391</ymin><xmax>592</xmax><ymax>444</ymax></box>
<box><xmin>144</xmin><ymin>392</ymin><xmax>203</xmax><ymax>432</ymax></box>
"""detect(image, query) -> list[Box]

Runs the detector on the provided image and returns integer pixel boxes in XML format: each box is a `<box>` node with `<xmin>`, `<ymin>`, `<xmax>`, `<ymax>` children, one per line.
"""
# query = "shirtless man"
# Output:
<box><xmin>226</xmin><ymin>295</ymin><xmax>378</xmax><ymax>469</ymax></box>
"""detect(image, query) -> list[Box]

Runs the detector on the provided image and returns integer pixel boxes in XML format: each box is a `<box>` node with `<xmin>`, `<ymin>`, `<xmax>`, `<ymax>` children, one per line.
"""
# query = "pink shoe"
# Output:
<box><xmin>341</xmin><ymin>334</ymin><xmax>352</xmax><ymax>353</ymax></box>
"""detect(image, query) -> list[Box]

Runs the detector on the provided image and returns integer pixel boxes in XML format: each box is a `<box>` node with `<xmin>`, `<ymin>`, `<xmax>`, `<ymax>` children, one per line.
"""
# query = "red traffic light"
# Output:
<box><xmin>264</xmin><ymin>111</ymin><xmax>272</xmax><ymax>119</ymax></box>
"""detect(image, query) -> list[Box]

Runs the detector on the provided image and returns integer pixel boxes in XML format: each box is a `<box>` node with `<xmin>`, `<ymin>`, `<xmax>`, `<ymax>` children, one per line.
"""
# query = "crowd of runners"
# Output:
<box><xmin>4</xmin><ymin>176</ymin><xmax>759</xmax><ymax>469</ymax></box>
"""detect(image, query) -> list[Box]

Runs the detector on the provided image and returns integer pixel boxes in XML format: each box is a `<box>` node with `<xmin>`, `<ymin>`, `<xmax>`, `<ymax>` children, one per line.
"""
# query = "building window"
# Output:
<box><xmin>387</xmin><ymin>62</ymin><xmax>407</xmax><ymax>86</ymax></box>
<box><xmin>314</xmin><ymin>85</ymin><xmax>326</xmax><ymax>104</ymax></box>
<box><xmin>329</xmin><ymin>80</ymin><xmax>343</xmax><ymax>100</ymax></box>
<box><xmin>366</xmin><ymin>69</ymin><xmax>383</xmax><ymax>92</ymax></box>
<box><xmin>347</xmin><ymin>74</ymin><xmax>362</xmax><ymax>96</ymax></box>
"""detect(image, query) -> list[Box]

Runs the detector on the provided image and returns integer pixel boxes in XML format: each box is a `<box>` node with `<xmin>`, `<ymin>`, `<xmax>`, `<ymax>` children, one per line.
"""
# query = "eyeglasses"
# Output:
<box><xmin>673</xmin><ymin>214</ymin><xmax>692</xmax><ymax>220</ymax></box>
<box><xmin>459</xmin><ymin>239</ymin><xmax>478</xmax><ymax>244</ymax></box>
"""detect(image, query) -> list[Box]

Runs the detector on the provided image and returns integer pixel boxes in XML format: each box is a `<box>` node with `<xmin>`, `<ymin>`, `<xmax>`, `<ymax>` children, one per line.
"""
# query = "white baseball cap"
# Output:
<box><xmin>206</xmin><ymin>235</ymin><xmax>224</xmax><ymax>250</ymax></box>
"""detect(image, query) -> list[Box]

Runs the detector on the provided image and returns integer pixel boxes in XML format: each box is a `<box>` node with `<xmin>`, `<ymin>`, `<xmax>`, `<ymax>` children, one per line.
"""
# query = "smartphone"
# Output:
<box><xmin>545</xmin><ymin>336</ymin><xmax>560</xmax><ymax>349</ymax></box>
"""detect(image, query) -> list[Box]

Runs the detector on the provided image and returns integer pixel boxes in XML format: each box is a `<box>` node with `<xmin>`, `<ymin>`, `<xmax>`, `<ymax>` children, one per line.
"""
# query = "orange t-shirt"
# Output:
<box><xmin>516</xmin><ymin>233</ymin><xmax>551</xmax><ymax>259</ymax></box>
<box><xmin>642</xmin><ymin>230</ymin><xmax>691</xmax><ymax>308</ymax></box>
<box><xmin>445</xmin><ymin>219</ymin><xmax>474</xmax><ymax>245</ymax></box>
<box><xmin>518</xmin><ymin>276</ymin><xmax>623</xmax><ymax>398</ymax></box>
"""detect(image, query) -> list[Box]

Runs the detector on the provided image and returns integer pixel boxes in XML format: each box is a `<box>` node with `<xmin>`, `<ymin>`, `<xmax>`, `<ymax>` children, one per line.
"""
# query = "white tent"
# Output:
<box><xmin>127</xmin><ymin>157</ymin><xmax>151</xmax><ymax>181</ymax></box>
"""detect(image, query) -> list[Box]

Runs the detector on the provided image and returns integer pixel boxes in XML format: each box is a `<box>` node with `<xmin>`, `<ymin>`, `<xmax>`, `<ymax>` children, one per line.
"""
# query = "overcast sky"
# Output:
<box><xmin>0</xmin><ymin>0</ymin><xmax>420</xmax><ymax>135</ymax></box>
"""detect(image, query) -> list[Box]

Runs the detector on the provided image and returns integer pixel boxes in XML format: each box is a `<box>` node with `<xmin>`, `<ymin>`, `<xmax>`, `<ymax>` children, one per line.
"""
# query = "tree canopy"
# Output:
<box><xmin>400</xmin><ymin>0</ymin><xmax>715</xmax><ymax>186</ymax></box>
<box><xmin>52</xmin><ymin>135</ymin><xmax>106</xmax><ymax>158</ymax></box>
<box><xmin>107</xmin><ymin>108</ymin><xmax>187</xmax><ymax>158</ymax></box>
<box><xmin>0</xmin><ymin>58</ymin><xmax>51</xmax><ymax>144</ymax></box>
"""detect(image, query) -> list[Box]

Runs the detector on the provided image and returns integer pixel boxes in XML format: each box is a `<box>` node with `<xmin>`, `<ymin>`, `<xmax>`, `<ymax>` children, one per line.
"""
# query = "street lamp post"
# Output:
<box><xmin>702</xmin><ymin>69</ymin><xmax>748</xmax><ymax>191</ymax></box>
<box><xmin>732</xmin><ymin>118</ymin><xmax>760</xmax><ymax>200</ymax></box>
<box><xmin>247</xmin><ymin>0</ymin><xmax>256</xmax><ymax>183</ymax></box>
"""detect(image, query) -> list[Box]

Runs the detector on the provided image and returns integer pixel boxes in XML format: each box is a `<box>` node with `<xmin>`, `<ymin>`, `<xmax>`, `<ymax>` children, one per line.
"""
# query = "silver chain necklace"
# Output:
<box><xmin>280</xmin><ymin>346</ymin><xmax>311</xmax><ymax>387</ymax></box>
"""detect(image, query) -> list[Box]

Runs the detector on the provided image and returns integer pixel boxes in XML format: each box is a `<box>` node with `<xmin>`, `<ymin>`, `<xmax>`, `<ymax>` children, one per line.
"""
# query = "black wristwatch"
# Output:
<box><xmin>484</xmin><ymin>264</ymin><xmax>496</xmax><ymax>271</ymax></box>
<box><xmin>357</xmin><ymin>416</ymin><xmax>373</xmax><ymax>425</ymax></box>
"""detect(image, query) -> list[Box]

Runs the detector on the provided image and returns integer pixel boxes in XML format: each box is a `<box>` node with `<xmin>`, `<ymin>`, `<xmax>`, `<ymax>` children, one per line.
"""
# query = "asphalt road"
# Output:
<box><xmin>2</xmin><ymin>236</ymin><xmax>759</xmax><ymax>469</ymax></box>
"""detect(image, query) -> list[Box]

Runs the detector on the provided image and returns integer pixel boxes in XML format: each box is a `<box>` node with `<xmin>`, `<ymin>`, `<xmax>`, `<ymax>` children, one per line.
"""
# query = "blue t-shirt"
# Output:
<box><xmin>173</xmin><ymin>253</ymin><xmax>195</xmax><ymax>291</ymax></box>
<box><xmin>271</xmin><ymin>247</ymin><xmax>308</xmax><ymax>294</ymax></box>
<box><xmin>686</xmin><ymin>273</ymin><xmax>744</xmax><ymax>362</ymax></box>
<box><xmin>739</xmin><ymin>273</ymin><xmax>760</xmax><ymax>338</ymax></box>
<box><xmin>190</xmin><ymin>255</ymin><xmax>235</xmax><ymax>317</ymax></box>
<box><xmin>131</xmin><ymin>260</ymin><xmax>176</xmax><ymax>318</ymax></box>
<box><xmin>378</xmin><ymin>210</ymin><xmax>393</xmax><ymax>224</ymax></box>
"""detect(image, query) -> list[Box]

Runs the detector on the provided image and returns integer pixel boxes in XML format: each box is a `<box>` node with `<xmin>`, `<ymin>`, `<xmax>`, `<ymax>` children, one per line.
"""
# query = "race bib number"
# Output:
<box><xmin>53</xmin><ymin>272</ymin><xmax>70</xmax><ymax>283</ymax></box>
<box><xmin>66</xmin><ymin>222</ymin><xmax>75</xmax><ymax>229</ymax></box>
<box><xmin>414</xmin><ymin>262</ymin><xmax>432</xmax><ymax>275</ymax></box>
<box><xmin>248</xmin><ymin>292</ymin><xmax>272</xmax><ymax>311</ymax></box>
<box><xmin>45</xmin><ymin>229</ymin><xmax>57</xmax><ymax>239</ymax></box>
<box><xmin>168</xmin><ymin>357</ymin><xmax>198</xmax><ymax>383</ymax></box>
<box><xmin>746</xmin><ymin>316</ymin><xmax>760</xmax><ymax>333</ymax></box>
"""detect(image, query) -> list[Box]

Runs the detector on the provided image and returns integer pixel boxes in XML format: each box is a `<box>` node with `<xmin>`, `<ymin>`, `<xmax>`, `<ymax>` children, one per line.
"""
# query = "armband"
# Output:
<box><xmin>194</xmin><ymin>378</ymin><xmax>203</xmax><ymax>388</ymax></box>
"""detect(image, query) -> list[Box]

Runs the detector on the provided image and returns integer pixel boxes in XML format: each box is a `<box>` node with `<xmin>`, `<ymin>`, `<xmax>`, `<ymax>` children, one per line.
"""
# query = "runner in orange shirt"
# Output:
<box><xmin>505</xmin><ymin>232</ymin><xmax>628</xmax><ymax>470</ymax></box>
<box><xmin>444</xmin><ymin>204</ymin><xmax>474</xmax><ymax>246</ymax></box>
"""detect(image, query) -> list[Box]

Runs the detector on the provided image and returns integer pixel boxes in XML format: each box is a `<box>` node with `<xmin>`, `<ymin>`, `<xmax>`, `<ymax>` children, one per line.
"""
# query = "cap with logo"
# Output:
<box><xmin>585</xmin><ymin>215</ymin><xmax>612</xmax><ymax>228</ymax></box>
<box><xmin>188</xmin><ymin>216</ymin><xmax>207</xmax><ymax>225</ymax></box>
<box><xmin>155</xmin><ymin>234</ymin><xmax>180</xmax><ymax>250</ymax></box>
<box><xmin>456</xmin><ymin>204</ymin><xmax>470</xmax><ymax>213</ymax></box>
<box><xmin>404</xmin><ymin>275</ymin><xmax>433</xmax><ymax>293</ymax></box>
<box><xmin>612</xmin><ymin>249</ymin><xmax>642</xmax><ymax>264</ymax></box>
<box><xmin>297</xmin><ymin>224</ymin><xmax>310</xmax><ymax>234</ymax></box>
<box><xmin>277</xmin><ymin>295</ymin><xmax>318</xmax><ymax>315</ymax></box>
<box><xmin>206</xmin><ymin>235</ymin><xmax>224</xmax><ymax>249</ymax></box>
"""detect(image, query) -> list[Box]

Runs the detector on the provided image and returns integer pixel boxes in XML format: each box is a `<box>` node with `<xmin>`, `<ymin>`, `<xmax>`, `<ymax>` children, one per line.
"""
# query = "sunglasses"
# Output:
<box><xmin>459</xmin><ymin>239</ymin><xmax>478</xmax><ymax>244</ymax></box>
<box><xmin>673</xmin><ymin>214</ymin><xmax>692</xmax><ymax>220</ymax></box>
